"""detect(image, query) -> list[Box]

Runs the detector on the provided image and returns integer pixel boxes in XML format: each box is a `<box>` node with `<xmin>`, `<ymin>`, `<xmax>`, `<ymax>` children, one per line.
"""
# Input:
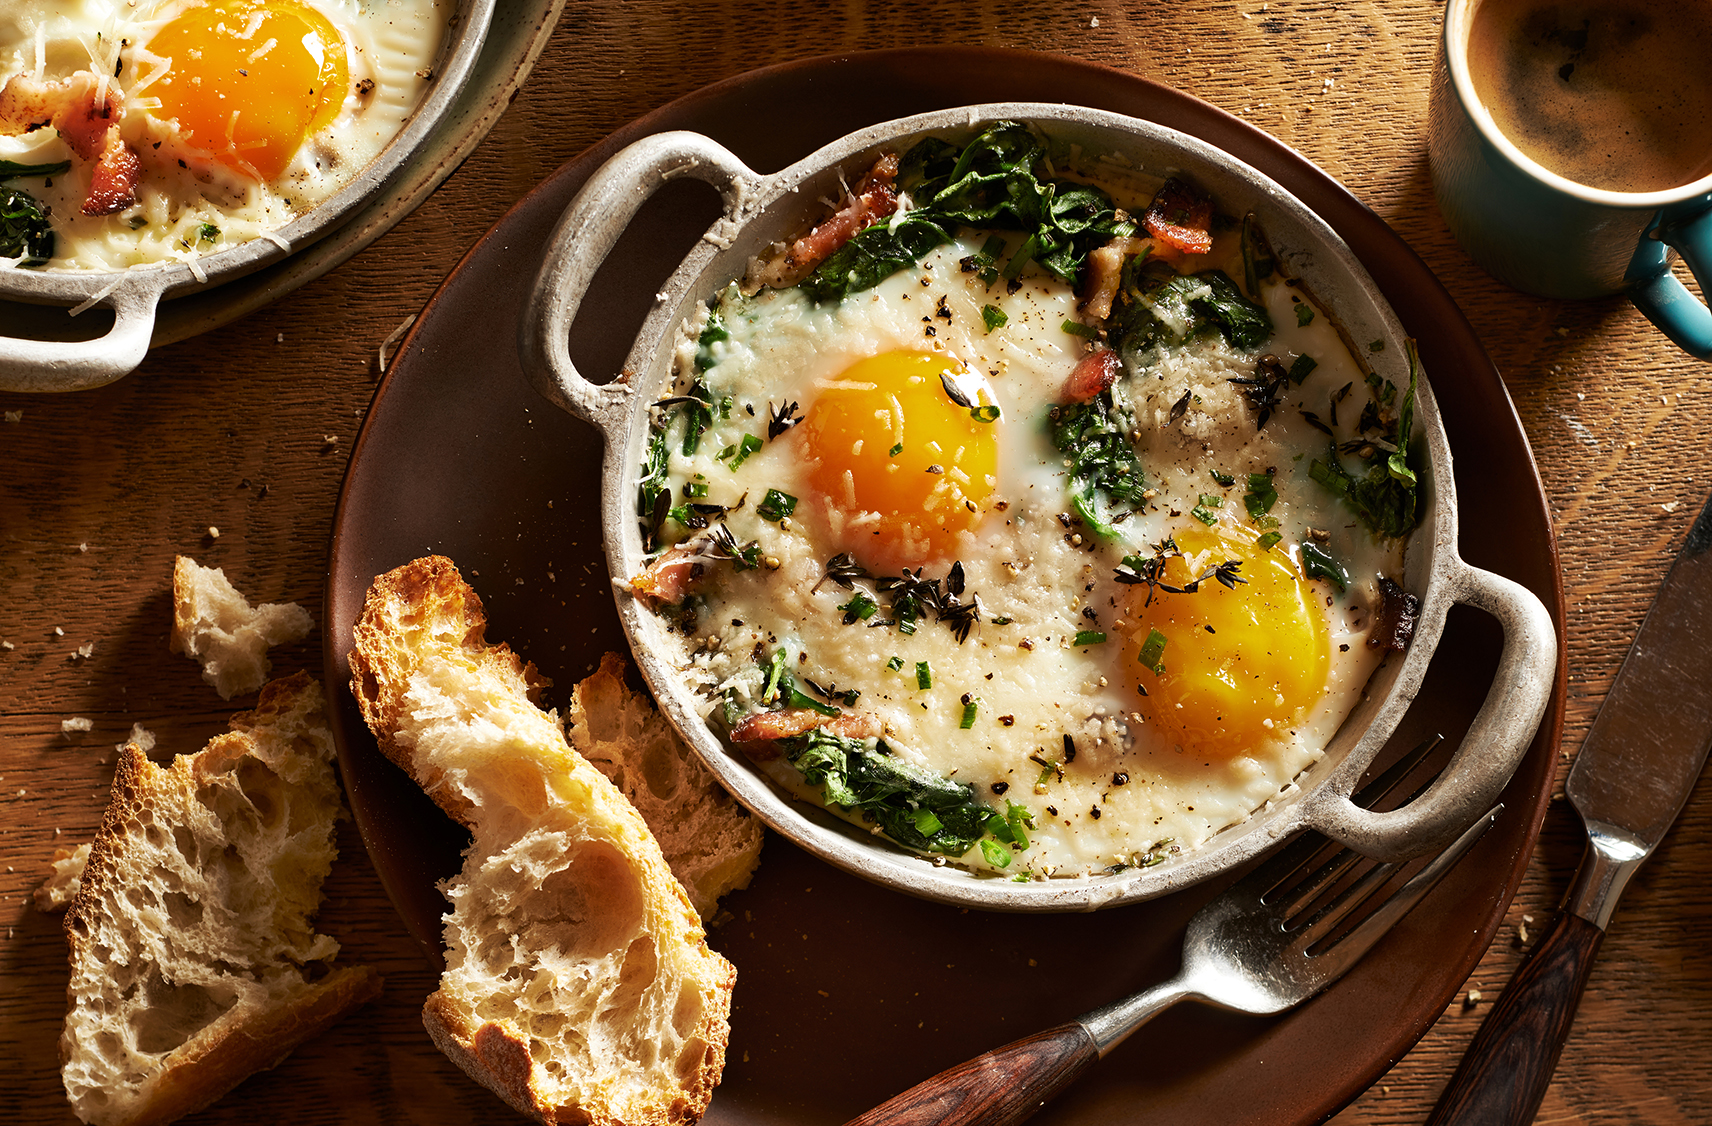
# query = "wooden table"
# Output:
<box><xmin>4</xmin><ymin>2</ymin><xmax>1709</xmax><ymax>1123</ymax></box>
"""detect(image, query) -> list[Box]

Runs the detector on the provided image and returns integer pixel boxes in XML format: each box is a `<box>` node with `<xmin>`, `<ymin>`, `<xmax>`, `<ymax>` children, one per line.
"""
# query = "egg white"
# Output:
<box><xmin>0</xmin><ymin>0</ymin><xmax>450</xmax><ymax>270</ymax></box>
<box><xmin>651</xmin><ymin>230</ymin><xmax>1405</xmax><ymax>878</ymax></box>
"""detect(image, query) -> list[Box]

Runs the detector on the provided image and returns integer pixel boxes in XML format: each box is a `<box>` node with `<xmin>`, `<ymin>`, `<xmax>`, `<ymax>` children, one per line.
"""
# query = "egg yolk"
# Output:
<box><xmin>1124</xmin><ymin>521</ymin><xmax>1328</xmax><ymax>759</ymax></box>
<box><xmin>146</xmin><ymin>0</ymin><xmax>348</xmax><ymax>181</ymax></box>
<box><xmin>800</xmin><ymin>350</ymin><xmax>998</xmax><ymax>565</ymax></box>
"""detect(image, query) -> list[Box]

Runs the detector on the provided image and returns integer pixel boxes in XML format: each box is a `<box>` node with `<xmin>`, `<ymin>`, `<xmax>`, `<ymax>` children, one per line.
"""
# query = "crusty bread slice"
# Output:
<box><xmin>170</xmin><ymin>556</ymin><xmax>314</xmax><ymax>699</ymax></box>
<box><xmin>349</xmin><ymin>556</ymin><xmax>735</xmax><ymax>1126</ymax></box>
<box><xmin>59</xmin><ymin>673</ymin><xmax>381</xmax><ymax>1126</ymax></box>
<box><xmin>569</xmin><ymin>653</ymin><xmax>762</xmax><ymax>921</ymax></box>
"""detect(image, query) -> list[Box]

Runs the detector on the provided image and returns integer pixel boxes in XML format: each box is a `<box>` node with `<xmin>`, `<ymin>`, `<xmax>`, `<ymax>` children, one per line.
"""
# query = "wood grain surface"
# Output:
<box><xmin>4</xmin><ymin>2</ymin><xmax>1710</xmax><ymax>1124</ymax></box>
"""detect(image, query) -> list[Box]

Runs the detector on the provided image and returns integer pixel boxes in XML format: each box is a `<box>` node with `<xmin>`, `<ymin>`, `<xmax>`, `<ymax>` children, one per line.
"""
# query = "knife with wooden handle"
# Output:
<box><xmin>1426</xmin><ymin>491</ymin><xmax>1712</xmax><ymax>1126</ymax></box>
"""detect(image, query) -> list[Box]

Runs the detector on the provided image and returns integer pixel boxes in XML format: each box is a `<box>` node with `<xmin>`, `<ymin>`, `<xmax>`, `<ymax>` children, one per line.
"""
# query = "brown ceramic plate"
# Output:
<box><xmin>325</xmin><ymin>49</ymin><xmax>1566</xmax><ymax>1126</ymax></box>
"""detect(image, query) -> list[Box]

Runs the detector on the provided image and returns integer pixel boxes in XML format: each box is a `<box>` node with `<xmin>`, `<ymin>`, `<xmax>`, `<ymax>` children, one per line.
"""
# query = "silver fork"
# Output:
<box><xmin>842</xmin><ymin>738</ymin><xmax>1503</xmax><ymax>1126</ymax></box>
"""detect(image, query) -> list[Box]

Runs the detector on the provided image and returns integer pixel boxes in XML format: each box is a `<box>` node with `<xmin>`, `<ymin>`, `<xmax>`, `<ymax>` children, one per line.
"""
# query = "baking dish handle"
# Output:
<box><xmin>521</xmin><ymin>131</ymin><xmax>762</xmax><ymax>434</ymax></box>
<box><xmin>1304</xmin><ymin>559</ymin><xmax>1557</xmax><ymax>862</ymax></box>
<box><xmin>0</xmin><ymin>276</ymin><xmax>163</xmax><ymax>393</ymax></box>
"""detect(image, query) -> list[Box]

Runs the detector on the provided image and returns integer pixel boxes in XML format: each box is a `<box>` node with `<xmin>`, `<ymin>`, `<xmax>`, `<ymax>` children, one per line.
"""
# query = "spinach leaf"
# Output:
<box><xmin>0</xmin><ymin>159</ymin><xmax>70</xmax><ymax>180</ymax></box>
<box><xmin>1307</xmin><ymin>344</ymin><xmax>1423</xmax><ymax>539</ymax></box>
<box><xmin>1047</xmin><ymin>391</ymin><xmax>1148</xmax><ymax>538</ymax></box>
<box><xmin>1114</xmin><ymin>269</ymin><xmax>1273</xmax><ymax>355</ymax></box>
<box><xmin>799</xmin><ymin>121</ymin><xmax>1132</xmax><ymax>304</ymax></box>
<box><xmin>781</xmin><ymin>727</ymin><xmax>1015</xmax><ymax>857</ymax></box>
<box><xmin>0</xmin><ymin>186</ymin><xmax>54</xmax><ymax>266</ymax></box>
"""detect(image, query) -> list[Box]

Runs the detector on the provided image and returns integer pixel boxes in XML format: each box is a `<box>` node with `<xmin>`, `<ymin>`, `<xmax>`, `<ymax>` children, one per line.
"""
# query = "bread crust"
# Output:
<box><xmin>59</xmin><ymin>673</ymin><xmax>381</xmax><ymax>1126</ymax></box>
<box><xmin>350</xmin><ymin>556</ymin><xmax>735</xmax><ymax>1126</ymax></box>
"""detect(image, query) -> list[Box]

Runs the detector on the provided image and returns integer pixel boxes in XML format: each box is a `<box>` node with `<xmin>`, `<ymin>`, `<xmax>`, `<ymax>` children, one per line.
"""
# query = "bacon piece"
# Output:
<box><xmin>730</xmin><ymin>709</ymin><xmax>880</xmax><ymax>748</ymax></box>
<box><xmin>628</xmin><ymin>544</ymin><xmax>707</xmax><ymax>609</ymax></box>
<box><xmin>1143</xmin><ymin>178</ymin><xmax>1214</xmax><ymax>259</ymax></box>
<box><xmin>1062</xmin><ymin>347</ymin><xmax>1121</xmax><ymax>403</ymax></box>
<box><xmin>0</xmin><ymin>71</ymin><xmax>139</xmax><ymax>216</ymax></box>
<box><xmin>1367</xmin><ymin>576</ymin><xmax>1421</xmax><ymax>653</ymax></box>
<box><xmin>1079</xmin><ymin>236</ymin><xmax>1151</xmax><ymax>320</ymax></box>
<box><xmin>83</xmin><ymin>126</ymin><xmax>140</xmax><ymax>216</ymax></box>
<box><xmin>780</xmin><ymin>151</ymin><xmax>900</xmax><ymax>277</ymax></box>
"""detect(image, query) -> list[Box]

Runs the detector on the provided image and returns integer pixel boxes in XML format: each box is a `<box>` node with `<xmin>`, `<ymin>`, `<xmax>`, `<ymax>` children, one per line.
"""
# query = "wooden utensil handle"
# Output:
<box><xmin>1425</xmin><ymin>909</ymin><xmax>1604</xmax><ymax>1126</ymax></box>
<box><xmin>841</xmin><ymin>1022</ymin><xmax>1099</xmax><ymax>1126</ymax></box>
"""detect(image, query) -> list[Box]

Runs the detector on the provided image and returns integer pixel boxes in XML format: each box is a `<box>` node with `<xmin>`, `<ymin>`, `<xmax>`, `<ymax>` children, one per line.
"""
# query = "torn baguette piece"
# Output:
<box><xmin>170</xmin><ymin>556</ymin><xmax>313</xmax><ymax>699</ymax></box>
<box><xmin>350</xmin><ymin>556</ymin><xmax>735</xmax><ymax>1126</ymax></box>
<box><xmin>59</xmin><ymin>673</ymin><xmax>381</xmax><ymax>1126</ymax></box>
<box><xmin>569</xmin><ymin>652</ymin><xmax>762</xmax><ymax>921</ymax></box>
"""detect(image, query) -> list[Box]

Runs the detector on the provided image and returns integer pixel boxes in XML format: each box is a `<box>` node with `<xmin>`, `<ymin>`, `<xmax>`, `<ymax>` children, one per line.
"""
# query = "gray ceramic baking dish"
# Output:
<box><xmin>519</xmin><ymin>102</ymin><xmax>1558</xmax><ymax>912</ymax></box>
<box><xmin>0</xmin><ymin>0</ymin><xmax>496</xmax><ymax>394</ymax></box>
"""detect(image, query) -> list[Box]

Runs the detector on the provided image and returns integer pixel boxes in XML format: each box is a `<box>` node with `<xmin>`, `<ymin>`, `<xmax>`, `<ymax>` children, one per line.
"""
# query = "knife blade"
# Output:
<box><xmin>1425</xmin><ymin>490</ymin><xmax>1712</xmax><ymax>1126</ymax></box>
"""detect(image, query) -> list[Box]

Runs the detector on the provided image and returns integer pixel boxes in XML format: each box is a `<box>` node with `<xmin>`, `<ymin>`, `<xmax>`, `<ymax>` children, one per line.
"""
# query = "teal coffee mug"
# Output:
<box><xmin>1429</xmin><ymin>0</ymin><xmax>1712</xmax><ymax>357</ymax></box>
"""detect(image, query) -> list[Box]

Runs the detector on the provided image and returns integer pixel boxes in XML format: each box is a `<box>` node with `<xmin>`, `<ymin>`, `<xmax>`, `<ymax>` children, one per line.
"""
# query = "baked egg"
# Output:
<box><xmin>0</xmin><ymin>0</ymin><xmax>451</xmax><ymax>270</ymax></box>
<box><xmin>630</xmin><ymin>124</ymin><xmax>1423</xmax><ymax>880</ymax></box>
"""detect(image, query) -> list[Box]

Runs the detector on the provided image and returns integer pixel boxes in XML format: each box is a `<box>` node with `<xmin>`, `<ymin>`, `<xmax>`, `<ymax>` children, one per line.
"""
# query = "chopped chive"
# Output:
<box><xmin>1190</xmin><ymin>502</ymin><xmax>1218</xmax><ymax>525</ymax></box>
<box><xmin>1198</xmin><ymin>493</ymin><xmax>1223</xmax><ymax>506</ymax></box>
<box><xmin>1369</xmin><ymin>339</ymin><xmax>1385</xmax><ymax>352</ymax></box>
<box><xmin>717</xmin><ymin>433</ymin><xmax>763</xmax><ymax>469</ymax></box>
<box><xmin>1244</xmin><ymin>473</ymin><xmax>1278</xmax><ymax>519</ymax></box>
<box><xmin>757</xmin><ymin>488</ymin><xmax>798</xmax><ymax>521</ymax></box>
<box><xmin>898</xmin><ymin>616</ymin><xmax>918</xmax><ymax>636</ymax></box>
<box><xmin>683</xmin><ymin>478</ymin><xmax>709</xmax><ymax>499</ymax></box>
<box><xmin>1138</xmin><ymin>628</ymin><xmax>1168</xmax><ymax>674</ymax></box>
<box><xmin>991</xmin><ymin>616</ymin><xmax>1013</xmax><ymax>625</ymax></box>
<box><xmin>970</xmin><ymin>403</ymin><xmax>1001</xmax><ymax>423</ymax></box>
<box><xmin>1257</xmin><ymin>530</ymin><xmax>1283</xmax><ymax>550</ymax></box>
<box><xmin>1288</xmin><ymin>353</ymin><xmax>1318</xmax><ymax>384</ymax></box>
<box><xmin>839</xmin><ymin>592</ymin><xmax>878</xmax><ymax>623</ymax></box>
<box><xmin>1295</xmin><ymin>302</ymin><xmax>1315</xmax><ymax>327</ymax></box>
<box><xmin>980</xmin><ymin>838</ymin><xmax>1013</xmax><ymax>868</ymax></box>
<box><xmin>916</xmin><ymin>661</ymin><xmax>933</xmax><ymax>690</ymax></box>
<box><xmin>1061</xmin><ymin>319</ymin><xmax>1100</xmax><ymax>340</ymax></box>
<box><xmin>913</xmin><ymin>808</ymin><xmax>944</xmax><ymax>836</ymax></box>
<box><xmin>196</xmin><ymin>222</ymin><xmax>220</xmax><ymax>244</ymax></box>
<box><xmin>886</xmin><ymin>656</ymin><xmax>904</xmax><ymax>672</ymax></box>
<box><xmin>1211</xmin><ymin>470</ymin><xmax>1234</xmax><ymax>487</ymax></box>
<box><xmin>762</xmin><ymin>647</ymin><xmax>789</xmax><ymax>704</ymax></box>
<box><xmin>1004</xmin><ymin>800</ymin><xmax>1032</xmax><ymax>848</ymax></box>
<box><xmin>1072</xmin><ymin>630</ymin><xmax>1107</xmax><ymax>647</ymax></box>
<box><xmin>959</xmin><ymin>695</ymin><xmax>980</xmax><ymax>729</ymax></box>
<box><xmin>889</xmin><ymin>441</ymin><xmax>903</xmax><ymax>457</ymax></box>
<box><xmin>982</xmin><ymin>304</ymin><xmax>1008</xmax><ymax>333</ymax></box>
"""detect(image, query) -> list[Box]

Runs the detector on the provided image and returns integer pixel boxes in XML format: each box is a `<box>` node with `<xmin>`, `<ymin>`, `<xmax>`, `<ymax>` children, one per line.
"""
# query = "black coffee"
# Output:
<box><xmin>1467</xmin><ymin>0</ymin><xmax>1712</xmax><ymax>192</ymax></box>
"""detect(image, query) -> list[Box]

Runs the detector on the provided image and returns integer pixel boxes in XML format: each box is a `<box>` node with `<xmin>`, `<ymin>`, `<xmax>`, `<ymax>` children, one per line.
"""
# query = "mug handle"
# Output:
<box><xmin>0</xmin><ymin>275</ymin><xmax>165</xmax><ymax>393</ymax></box>
<box><xmin>1627</xmin><ymin>198</ymin><xmax>1712</xmax><ymax>359</ymax></box>
<box><xmin>520</xmin><ymin>131</ymin><xmax>763</xmax><ymax>435</ymax></box>
<box><xmin>1302</xmin><ymin>555</ymin><xmax>1557</xmax><ymax>862</ymax></box>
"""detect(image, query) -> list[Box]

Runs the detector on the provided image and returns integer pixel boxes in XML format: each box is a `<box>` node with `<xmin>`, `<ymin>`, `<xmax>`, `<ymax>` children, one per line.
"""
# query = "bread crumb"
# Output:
<box><xmin>3</xmin><ymin>409</ymin><xmax>20</xmax><ymax>422</ymax></box>
<box><xmin>207</xmin><ymin>525</ymin><xmax>221</xmax><ymax>538</ymax></box>
<box><xmin>116</xmin><ymin>723</ymin><xmax>156</xmax><ymax>754</ymax></box>
<box><xmin>2</xmin><ymin>640</ymin><xmax>13</xmax><ymax>650</ymax></box>
<box><xmin>170</xmin><ymin>556</ymin><xmax>314</xmax><ymax>699</ymax></box>
<box><xmin>62</xmin><ymin>717</ymin><xmax>93</xmax><ymax>733</ymax></box>
<box><xmin>72</xmin><ymin>643</ymin><xmax>93</xmax><ymax>660</ymax></box>
<box><xmin>78</xmin><ymin>542</ymin><xmax>88</xmax><ymax>552</ymax></box>
<box><xmin>34</xmin><ymin>842</ymin><xmax>90</xmax><ymax>911</ymax></box>
<box><xmin>54</xmin><ymin>626</ymin><xmax>64</xmax><ymax>636</ymax></box>
<box><xmin>1464</xmin><ymin>989</ymin><xmax>1482</xmax><ymax>1008</ymax></box>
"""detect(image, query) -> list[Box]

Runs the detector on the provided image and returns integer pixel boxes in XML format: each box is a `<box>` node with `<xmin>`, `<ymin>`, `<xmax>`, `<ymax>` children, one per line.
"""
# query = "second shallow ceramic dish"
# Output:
<box><xmin>0</xmin><ymin>0</ymin><xmax>498</xmax><ymax>394</ymax></box>
<box><xmin>519</xmin><ymin>102</ymin><xmax>1558</xmax><ymax>912</ymax></box>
